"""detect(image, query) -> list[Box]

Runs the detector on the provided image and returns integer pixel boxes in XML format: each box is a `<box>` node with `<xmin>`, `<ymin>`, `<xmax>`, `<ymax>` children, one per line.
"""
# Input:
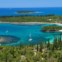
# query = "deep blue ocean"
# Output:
<box><xmin>0</xmin><ymin>7</ymin><xmax>62</xmax><ymax>16</ymax></box>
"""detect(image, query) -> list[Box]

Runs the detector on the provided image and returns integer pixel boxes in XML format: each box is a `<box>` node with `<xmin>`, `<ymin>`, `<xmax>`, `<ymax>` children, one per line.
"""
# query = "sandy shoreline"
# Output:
<box><xmin>0</xmin><ymin>22</ymin><xmax>62</xmax><ymax>25</ymax></box>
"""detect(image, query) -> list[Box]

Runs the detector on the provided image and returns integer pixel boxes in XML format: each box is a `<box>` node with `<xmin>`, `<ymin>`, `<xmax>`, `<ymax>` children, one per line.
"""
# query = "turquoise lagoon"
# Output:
<box><xmin>0</xmin><ymin>23</ymin><xmax>61</xmax><ymax>46</ymax></box>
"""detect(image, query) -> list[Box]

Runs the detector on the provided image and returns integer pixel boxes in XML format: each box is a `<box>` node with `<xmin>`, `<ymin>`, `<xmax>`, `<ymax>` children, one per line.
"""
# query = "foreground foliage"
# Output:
<box><xmin>0</xmin><ymin>37</ymin><xmax>62</xmax><ymax>62</ymax></box>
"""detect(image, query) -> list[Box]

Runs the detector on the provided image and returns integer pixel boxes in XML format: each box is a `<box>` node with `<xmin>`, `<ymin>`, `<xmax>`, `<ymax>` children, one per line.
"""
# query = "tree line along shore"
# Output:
<box><xmin>0</xmin><ymin>15</ymin><xmax>62</xmax><ymax>23</ymax></box>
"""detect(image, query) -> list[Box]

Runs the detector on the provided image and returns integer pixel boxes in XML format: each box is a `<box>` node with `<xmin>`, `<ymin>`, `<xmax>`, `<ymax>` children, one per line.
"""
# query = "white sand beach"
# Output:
<box><xmin>0</xmin><ymin>22</ymin><xmax>62</xmax><ymax>25</ymax></box>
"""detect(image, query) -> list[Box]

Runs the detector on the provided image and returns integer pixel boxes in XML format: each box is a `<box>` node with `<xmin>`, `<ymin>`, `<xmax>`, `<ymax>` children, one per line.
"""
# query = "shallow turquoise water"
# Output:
<box><xmin>0</xmin><ymin>23</ymin><xmax>60</xmax><ymax>46</ymax></box>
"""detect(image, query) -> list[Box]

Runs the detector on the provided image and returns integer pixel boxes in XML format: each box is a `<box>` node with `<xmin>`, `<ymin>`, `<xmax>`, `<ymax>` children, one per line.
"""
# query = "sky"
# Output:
<box><xmin>0</xmin><ymin>0</ymin><xmax>62</xmax><ymax>8</ymax></box>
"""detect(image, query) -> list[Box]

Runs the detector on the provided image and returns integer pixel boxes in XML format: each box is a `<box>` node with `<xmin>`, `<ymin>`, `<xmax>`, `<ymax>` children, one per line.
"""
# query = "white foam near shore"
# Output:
<box><xmin>59</xmin><ymin>30</ymin><xmax>62</xmax><ymax>32</ymax></box>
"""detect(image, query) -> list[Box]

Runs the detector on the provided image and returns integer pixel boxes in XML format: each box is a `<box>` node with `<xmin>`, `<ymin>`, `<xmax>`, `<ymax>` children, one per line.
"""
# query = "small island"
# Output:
<box><xmin>42</xmin><ymin>25</ymin><xmax>62</xmax><ymax>32</ymax></box>
<box><xmin>17</xmin><ymin>11</ymin><xmax>34</xmax><ymax>14</ymax></box>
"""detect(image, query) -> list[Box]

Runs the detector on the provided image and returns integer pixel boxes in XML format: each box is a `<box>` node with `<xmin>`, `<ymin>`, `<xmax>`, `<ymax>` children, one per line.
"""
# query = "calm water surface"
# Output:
<box><xmin>0</xmin><ymin>23</ymin><xmax>60</xmax><ymax>46</ymax></box>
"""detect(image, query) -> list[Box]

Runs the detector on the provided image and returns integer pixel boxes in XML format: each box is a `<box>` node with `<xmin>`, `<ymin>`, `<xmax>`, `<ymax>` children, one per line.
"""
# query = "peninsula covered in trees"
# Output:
<box><xmin>42</xmin><ymin>25</ymin><xmax>62</xmax><ymax>32</ymax></box>
<box><xmin>0</xmin><ymin>15</ymin><xmax>62</xmax><ymax>23</ymax></box>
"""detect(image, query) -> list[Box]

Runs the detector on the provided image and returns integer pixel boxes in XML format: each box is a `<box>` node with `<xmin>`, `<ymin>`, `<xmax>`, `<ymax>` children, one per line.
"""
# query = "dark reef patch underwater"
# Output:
<box><xmin>0</xmin><ymin>35</ymin><xmax>20</xmax><ymax>45</ymax></box>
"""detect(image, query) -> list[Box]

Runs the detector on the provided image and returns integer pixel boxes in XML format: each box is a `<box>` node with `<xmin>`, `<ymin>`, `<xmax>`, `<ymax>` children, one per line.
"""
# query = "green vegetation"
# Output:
<box><xmin>0</xmin><ymin>36</ymin><xmax>62</xmax><ymax>62</ymax></box>
<box><xmin>42</xmin><ymin>25</ymin><xmax>62</xmax><ymax>32</ymax></box>
<box><xmin>0</xmin><ymin>15</ymin><xmax>62</xmax><ymax>22</ymax></box>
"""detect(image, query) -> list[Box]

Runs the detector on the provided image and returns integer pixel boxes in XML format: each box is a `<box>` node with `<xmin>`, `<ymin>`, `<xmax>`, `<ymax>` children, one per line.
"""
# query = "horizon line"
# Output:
<box><xmin>0</xmin><ymin>7</ymin><xmax>62</xmax><ymax>8</ymax></box>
